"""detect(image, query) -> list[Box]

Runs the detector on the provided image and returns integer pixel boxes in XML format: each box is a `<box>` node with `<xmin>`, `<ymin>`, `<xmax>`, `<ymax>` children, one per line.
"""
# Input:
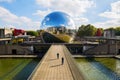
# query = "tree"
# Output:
<box><xmin>77</xmin><ymin>24</ymin><xmax>97</xmax><ymax>37</ymax></box>
<box><xmin>37</xmin><ymin>30</ymin><xmax>45</xmax><ymax>36</ymax></box>
<box><xmin>96</xmin><ymin>28</ymin><xmax>103</xmax><ymax>36</ymax></box>
<box><xmin>115</xmin><ymin>27</ymin><xmax>120</xmax><ymax>36</ymax></box>
<box><xmin>105</xmin><ymin>27</ymin><xmax>120</xmax><ymax>36</ymax></box>
<box><xmin>26</xmin><ymin>31</ymin><xmax>39</xmax><ymax>36</ymax></box>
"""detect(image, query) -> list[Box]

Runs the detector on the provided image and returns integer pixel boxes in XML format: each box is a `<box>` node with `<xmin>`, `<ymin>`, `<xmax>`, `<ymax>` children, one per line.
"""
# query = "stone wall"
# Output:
<box><xmin>84</xmin><ymin>44</ymin><xmax>120</xmax><ymax>55</ymax></box>
<box><xmin>0</xmin><ymin>45</ymin><xmax>32</xmax><ymax>55</ymax></box>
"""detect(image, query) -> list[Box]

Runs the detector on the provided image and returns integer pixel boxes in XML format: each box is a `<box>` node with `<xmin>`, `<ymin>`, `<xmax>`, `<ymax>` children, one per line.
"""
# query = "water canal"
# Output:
<box><xmin>0</xmin><ymin>58</ymin><xmax>40</xmax><ymax>80</ymax></box>
<box><xmin>75</xmin><ymin>57</ymin><xmax>120</xmax><ymax>80</ymax></box>
<box><xmin>1</xmin><ymin>57</ymin><xmax>120</xmax><ymax>80</ymax></box>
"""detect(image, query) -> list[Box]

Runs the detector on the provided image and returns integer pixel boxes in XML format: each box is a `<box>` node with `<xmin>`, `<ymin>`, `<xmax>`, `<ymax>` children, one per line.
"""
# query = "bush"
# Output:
<box><xmin>26</xmin><ymin>31</ymin><xmax>39</xmax><ymax>36</ymax></box>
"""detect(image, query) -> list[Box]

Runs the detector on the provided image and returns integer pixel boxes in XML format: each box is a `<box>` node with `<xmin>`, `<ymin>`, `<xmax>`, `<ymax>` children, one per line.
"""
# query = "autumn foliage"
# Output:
<box><xmin>96</xmin><ymin>28</ymin><xmax>102</xmax><ymax>36</ymax></box>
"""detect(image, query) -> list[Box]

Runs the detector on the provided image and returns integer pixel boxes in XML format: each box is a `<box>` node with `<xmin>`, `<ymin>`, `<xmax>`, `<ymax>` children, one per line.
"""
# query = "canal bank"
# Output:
<box><xmin>75</xmin><ymin>57</ymin><xmax>120</xmax><ymax>80</ymax></box>
<box><xmin>0</xmin><ymin>57</ymin><xmax>41</xmax><ymax>80</ymax></box>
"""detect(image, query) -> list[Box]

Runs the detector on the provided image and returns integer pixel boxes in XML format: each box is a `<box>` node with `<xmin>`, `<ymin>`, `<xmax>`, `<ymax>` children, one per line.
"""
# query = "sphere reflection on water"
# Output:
<box><xmin>41</xmin><ymin>11</ymin><xmax>75</xmax><ymax>43</ymax></box>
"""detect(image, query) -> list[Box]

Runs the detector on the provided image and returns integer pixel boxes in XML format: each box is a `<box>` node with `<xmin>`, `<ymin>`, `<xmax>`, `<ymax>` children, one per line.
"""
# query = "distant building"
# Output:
<box><xmin>0</xmin><ymin>28</ymin><xmax>13</xmax><ymax>38</ymax></box>
<box><xmin>47</xmin><ymin>26</ymin><xmax>67</xmax><ymax>34</ymax></box>
<box><xmin>47</xmin><ymin>27</ymin><xmax>56</xmax><ymax>33</ymax></box>
<box><xmin>0</xmin><ymin>28</ymin><xmax>13</xmax><ymax>45</ymax></box>
<box><xmin>104</xmin><ymin>29</ymin><xmax>115</xmax><ymax>38</ymax></box>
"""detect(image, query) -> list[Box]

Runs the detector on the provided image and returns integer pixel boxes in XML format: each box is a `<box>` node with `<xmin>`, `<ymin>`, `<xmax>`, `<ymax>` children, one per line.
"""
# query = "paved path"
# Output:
<box><xmin>30</xmin><ymin>45</ymin><xmax>84</xmax><ymax>80</ymax></box>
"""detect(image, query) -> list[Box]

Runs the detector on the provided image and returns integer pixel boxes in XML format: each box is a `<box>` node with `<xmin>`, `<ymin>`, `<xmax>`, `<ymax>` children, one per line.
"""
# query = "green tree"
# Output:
<box><xmin>77</xmin><ymin>24</ymin><xmax>97</xmax><ymax>37</ymax></box>
<box><xmin>105</xmin><ymin>27</ymin><xmax>115</xmax><ymax>30</ymax></box>
<box><xmin>37</xmin><ymin>30</ymin><xmax>45</xmax><ymax>36</ymax></box>
<box><xmin>115</xmin><ymin>27</ymin><xmax>120</xmax><ymax>36</ymax></box>
<box><xmin>26</xmin><ymin>31</ymin><xmax>39</xmax><ymax>36</ymax></box>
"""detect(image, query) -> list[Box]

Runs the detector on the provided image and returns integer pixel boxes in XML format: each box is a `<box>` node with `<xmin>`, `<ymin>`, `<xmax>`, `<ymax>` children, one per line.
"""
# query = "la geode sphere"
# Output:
<box><xmin>41</xmin><ymin>11</ymin><xmax>76</xmax><ymax>43</ymax></box>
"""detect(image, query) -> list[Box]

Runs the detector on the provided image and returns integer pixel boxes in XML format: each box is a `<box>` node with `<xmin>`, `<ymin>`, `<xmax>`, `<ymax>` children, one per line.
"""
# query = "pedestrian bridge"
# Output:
<box><xmin>28</xmin><ymin>45</ymin><xmax>84</xmax><ymax>80</ymax></box>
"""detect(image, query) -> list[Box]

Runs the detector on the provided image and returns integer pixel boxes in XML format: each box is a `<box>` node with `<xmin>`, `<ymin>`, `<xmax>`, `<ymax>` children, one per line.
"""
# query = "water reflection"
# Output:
<box><xmin>75</xmin><ymin>58</ymin><xmax>120</xmax><ymax>80</ymax></box>
<box><xmin>0</xmin><ymin>58</ymin><xmax>40</xmax><ymax>80</ymax></box>
<box><xmin>116</xmin><ymin>59</ymin><xmax>120</xmax><ymax>75</ymax></box>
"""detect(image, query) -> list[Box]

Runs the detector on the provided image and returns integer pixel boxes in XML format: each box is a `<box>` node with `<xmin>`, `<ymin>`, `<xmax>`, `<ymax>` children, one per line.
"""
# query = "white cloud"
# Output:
<box><xmin>0</xmin><ymin>0</ymin><xmax>14</xmax><ymax>3</ymax></box>
<box><xmin>96</xmin><ymin>1</ymin><xmax>120</xmax><ymax>29</ymax></box>
<box><xmin>94</xmin><ymin>19</ymin><xmax>120</xmax><ymax>29</ymax></box>
<box><xmin>111</xmin><ymin>1</ymin><xmax>120</xmax><ymax>13</ymax></box>
<box><xmin>36</xmin><ymin>0</ymin><xmax>95</xmax><ymax>17</ymax></box>
<box><xmin>0</xmin><ymin>7</ymin><xmax>19</xmax><ymax>24</ymax></box>
<box><xmin>0</xmin><ymin>24</ymin><xmax>15</xmax><ymax>29</ymax></box>
<box><xmin>33</xmin><ymin>9</ymin><xmax>51</xmax><ymax>20</ymax></box>
<box><xmin>0</xmin><ymin>6</ymin><xmax>40</xmax><ymax>30</ymax></box>
<box><xmin>73</xmin><ymin>17</ymin><xmax>89</xmax><ymax>28</ymax></box>
<box><xmin>100</xmin><ymin>12</ymin><xmax>120</xmax><ymax>19</ymax></box>
<box><xmin>35</xmin><ymin>0</ymin><xmax>94</xmax><ymax>28</ymax></box>
<box><xmin>99</xmin><ymin>1</ymin><xmax>120</xmax><ymax>19</ymax></box>
<box><xmin>20</xmin><ymin>16</ymin><xmax>31</xmax><ymax>23</ymax></box>
<box><xmin>74</xmin><ymin>17</ymin><xmax>89</xmax><ymax>23</ymax></box>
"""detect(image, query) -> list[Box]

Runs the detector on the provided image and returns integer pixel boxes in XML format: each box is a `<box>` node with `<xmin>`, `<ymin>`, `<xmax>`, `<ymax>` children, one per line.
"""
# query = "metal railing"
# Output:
<box><xmin>62</xmin><ymin>45</ymin><xmax>85</xmax><ymax>80</ymax></box>
<box><xmin>27</xmin><ymin>45</ymin><xmax>52</xmax><ymax>80</ymax></box>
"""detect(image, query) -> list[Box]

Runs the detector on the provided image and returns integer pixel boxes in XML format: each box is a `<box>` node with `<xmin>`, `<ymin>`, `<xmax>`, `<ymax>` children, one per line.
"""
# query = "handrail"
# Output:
<box><xmin>27</xmin><ymin>45</ymin><xmax>52</xmax><ymax>80</ymax></box>
<box><xmin>63</xmin><ymin>45</ymin><xmax>84</xmax><ymax>80</ymax></box>
<box><xmin>63</xmin><ymin>45</ymin><xmax>76</xmax><ymax>80</ymax></box>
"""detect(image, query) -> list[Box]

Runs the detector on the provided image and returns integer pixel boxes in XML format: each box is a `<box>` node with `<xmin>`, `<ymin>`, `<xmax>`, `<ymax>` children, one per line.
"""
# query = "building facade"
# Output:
<box><xmin>104</xmin><ymin>29</ymin><xmax>115</xmax><ymax>38</ymax></box>
<box><xmin>0</xmin><ymin>28</ymin><xmax>13</xmax><ymax>38</ymax></box>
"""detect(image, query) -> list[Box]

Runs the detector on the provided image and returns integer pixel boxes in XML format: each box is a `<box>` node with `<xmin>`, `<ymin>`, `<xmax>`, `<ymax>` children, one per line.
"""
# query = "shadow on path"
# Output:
<box><xmin>50</xmin><ymin>64</ymin><xmax>62</xmax><ymax>67</ymax></box>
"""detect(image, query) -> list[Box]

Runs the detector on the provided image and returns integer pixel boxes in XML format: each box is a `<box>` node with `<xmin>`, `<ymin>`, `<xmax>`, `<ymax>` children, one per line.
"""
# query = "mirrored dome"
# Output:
<box><xmin>40</xmin><ymin>11</ymin><xmax>75</xmax><ymax>43</ymax></box>
<box><xmin>41</xmin><ymin>11</ymin><xmax>75</xmax><ymax>29</ymax></box>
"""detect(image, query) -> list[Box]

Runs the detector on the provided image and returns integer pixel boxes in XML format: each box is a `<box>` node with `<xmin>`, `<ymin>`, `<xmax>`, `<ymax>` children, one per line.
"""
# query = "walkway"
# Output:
<box><xmin>29</xmin><ymin>45</ymin><xmax>84</xmax><ymax>80</ymax></box>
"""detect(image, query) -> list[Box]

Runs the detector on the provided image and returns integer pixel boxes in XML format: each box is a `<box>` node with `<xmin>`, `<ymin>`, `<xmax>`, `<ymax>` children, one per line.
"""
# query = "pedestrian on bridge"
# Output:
<box><xmin>61</xmin><ymin>57</ymin><xmax>64</xmax><ymax>65</ymax></box>
<box><xmin>57</xmin><ymin>53</ymin><xmax>59</xmax><ymax>59</ymax></box>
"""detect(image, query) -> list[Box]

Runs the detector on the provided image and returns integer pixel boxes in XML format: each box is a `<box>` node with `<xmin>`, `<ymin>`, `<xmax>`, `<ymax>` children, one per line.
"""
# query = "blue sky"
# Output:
<box><xmin>0</xmin><ymin>0</ymin><xmax>120</xmax><ymax>30</ymax></box>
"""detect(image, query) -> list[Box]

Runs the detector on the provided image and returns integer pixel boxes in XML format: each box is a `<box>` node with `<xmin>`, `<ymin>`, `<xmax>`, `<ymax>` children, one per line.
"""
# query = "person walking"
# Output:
<box><xmin>61</xmin><ymin>57</ymin><xmax>64</xmax><ymax>65</ymax></box>
<box><xmin>57</xmin><ymin>53</ymin><xmax>59</xmax><ymax>59</ymax></box>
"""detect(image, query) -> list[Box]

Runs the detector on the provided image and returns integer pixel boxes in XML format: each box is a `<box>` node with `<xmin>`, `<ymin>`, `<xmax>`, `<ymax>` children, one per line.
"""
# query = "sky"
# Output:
<box><xmin>0</xmin><ymin>0</ymin><xmax>120</xmax><ymax>30</ymax></box>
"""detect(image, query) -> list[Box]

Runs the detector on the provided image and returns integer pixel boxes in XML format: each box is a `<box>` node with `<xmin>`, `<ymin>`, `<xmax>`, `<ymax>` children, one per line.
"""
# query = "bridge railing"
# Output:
<box><xmin>27</xmin><ymin>45</ymin><xmax>52</xmax><ymax>80</ymax></box>
<box><xmin>63</xmin><ymin>45</ymin><xmax>85</xmax><ymax>80</ymax></box>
